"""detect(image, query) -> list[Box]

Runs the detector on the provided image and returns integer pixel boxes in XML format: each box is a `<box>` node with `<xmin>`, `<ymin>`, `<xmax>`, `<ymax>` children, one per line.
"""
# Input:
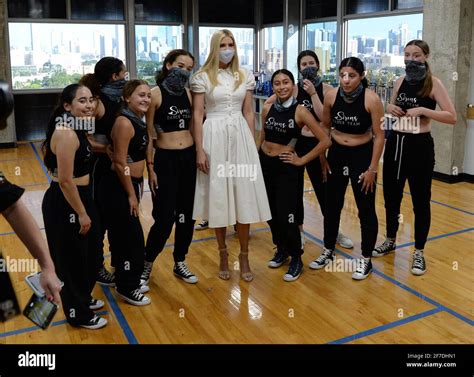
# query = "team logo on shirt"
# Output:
<box><xmin>333</xmin><ymin>111</ymin><xmax>360</xmax><ymax>127</ymax></box>
<box><xmin>301</xmin><ymin>100</ymin><xmax>313</xmax><ymax>109</ymax></box>
<box><xmin>167</xmin><ymin>106</ymin><xmax>191</xmax><ymax>121</ymax></box>
<box><xmin>396</xmin><ymin>92</ymin><xmax>419</xmax><ymax>108</ymax></box>
<box><xmin>266</xmin><ymin>117</ymin><xmax>295</xmax><ymax>132</ymax></box>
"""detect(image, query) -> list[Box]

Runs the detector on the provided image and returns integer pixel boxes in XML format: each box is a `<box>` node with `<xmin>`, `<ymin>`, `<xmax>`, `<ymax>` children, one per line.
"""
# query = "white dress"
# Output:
<box><xmin>190</xmin><ymin>68</ymin><xmax>272</xmax><ymax>228</ymax></box>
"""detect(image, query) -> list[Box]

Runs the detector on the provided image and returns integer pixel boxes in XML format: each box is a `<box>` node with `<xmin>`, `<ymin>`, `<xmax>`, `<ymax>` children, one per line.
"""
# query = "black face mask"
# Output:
<box><xmin>300</xmin><ymin>66</ymin><xmax>322</xmax><ymax>88</ymax></box>
<box><xmin>405</xmin><ymin>60</ymin><xmax>427</xmax><ymax>82</ymax></box>
<box><xmin>162</xmin><ymin>68</ymin><xmax>191</xmax><ymax>95</ymax></box>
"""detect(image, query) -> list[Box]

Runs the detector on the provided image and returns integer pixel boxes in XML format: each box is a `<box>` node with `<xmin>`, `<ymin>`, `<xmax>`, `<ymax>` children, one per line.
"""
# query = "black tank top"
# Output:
<box><xmin>264</xmin><ymin>103</ymin><xmax>301</xmax><ymax>146</ymax></box>
<box><xmin>51</xmin><ymin>131</ymin><xmax>93</xmax><ymax>178</ymax></box>
<box><xmin>331</xmin><ymin>89</ymin><xmax>372</xmax><ymax>135</ymax></box>
<box><xmin>153</xmin><ymin>85</ymin><xmax>192</xmax><ymax>133</ymax></box>
<box><xmin>296</xmin><ymin>83</ymin><xmax>324</xmax><ymax>121</ymax></box>
<box><xmin>395</xmin><ymin>79</ymin><xmax>437</xmax><ymax>112</ymax></box>
<box><xmin>119</xmin><ymin>112</ymin><xmax>149</xmax><ymax>163</ymax></box>
<box><xmin>95</xmin><ymin>94</ymin><xmax>121</xmax><ymax>142</ymax></box>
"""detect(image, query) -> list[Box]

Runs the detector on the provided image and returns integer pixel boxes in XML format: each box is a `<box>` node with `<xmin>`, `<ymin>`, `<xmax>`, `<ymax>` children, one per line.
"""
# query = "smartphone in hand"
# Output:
<box><xmin>23</xmin><ymin>293</ymin><xmax>58</xmax><ymax>329</ymax></box>
<box><xmin>25</xmin><ymin>272</ymin><xmax>64</xmax><ymax>297</ymax></box>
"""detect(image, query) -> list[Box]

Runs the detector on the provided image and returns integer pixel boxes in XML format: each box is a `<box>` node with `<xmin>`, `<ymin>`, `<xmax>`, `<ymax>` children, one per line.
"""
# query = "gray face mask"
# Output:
<box><xmin>339</xmin><ymin>83</ymin><xmax>364</xmax><ymax>102</ymax></box>
<box><xmin>405</xmin><ymin>60</ymin><xmax>427</xmax><ymax>82</ymax></box>
<box><xmin>300</xmin><ymin>66</ymin><xmax>322</xmax><ymax>88</ymax></box>
<box><xmin>162</xmin><ymin>67</ymin><xmax>191</xmax><ymax>95</ymax></box>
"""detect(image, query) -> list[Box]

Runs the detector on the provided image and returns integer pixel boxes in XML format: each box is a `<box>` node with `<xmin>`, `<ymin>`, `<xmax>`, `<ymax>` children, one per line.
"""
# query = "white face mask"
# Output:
<box><xmin>219</xmin><ymin>48</ymin><xmax>235</xmax><ymax>64</ymax></box>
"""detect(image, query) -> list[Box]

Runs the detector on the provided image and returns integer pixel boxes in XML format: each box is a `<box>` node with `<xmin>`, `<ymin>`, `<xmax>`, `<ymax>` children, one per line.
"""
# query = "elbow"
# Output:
<box><xmin>58</xmin><ymin>178</ymin><xmax>74</xmax><ymax>189</ymax></box>
<box><xmin>450</xmin><ymin>113</ymin><xmax>457</xmax><ymax>125</ymax></box>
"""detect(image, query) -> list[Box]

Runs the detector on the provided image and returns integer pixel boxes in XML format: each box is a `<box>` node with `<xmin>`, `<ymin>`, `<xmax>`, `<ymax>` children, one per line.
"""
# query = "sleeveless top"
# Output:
<box><xmin>119</xmin><ymin>112</ymin><xmax>149</xmax><ymax>163</ymax></box>
<box><xmin>331</xmin><ymin>89</ymin><xmax>372</xmax><ymax>135</ymax></box>
<box><xmin>153</xmin><ymin>85</ymin><xmax>192</xmax><ymax>133</ymax></box>
<box><xmin>395</xmin><ymin>79</ymin><xmax>437</xmax><ymax>113</ymax></box>
<box><xmin>51</xmin><ymin>130</ymin><xmax>93</xmax><ymax>178</ymax></box>
<box><xmin>264</xmin><ymin>103</ymin><xmax>301</xmax><ymax>146</ymax></box>
<box><xmin>296</xmin><ymin>83</ymin><xmax>324</xmax><ymax>121</ymax></box>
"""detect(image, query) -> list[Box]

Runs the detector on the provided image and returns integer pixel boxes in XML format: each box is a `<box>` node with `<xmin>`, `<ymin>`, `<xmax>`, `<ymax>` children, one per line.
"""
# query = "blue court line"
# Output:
<box><xmin>327</xmin><ymin>307</ymin><xmax>443</xmax><ymax>344</ymax></box>
<box><xmin>303</xmin><ymin>230</ymin><xmax>474</xmax><ymax>327</ymax></box>
<box><xmin>100</xmin><ymin>286</ymin><xmax>138</xmax><ymax>344</ymax></box>
<box><xmin>30</xmin><ymin>142</ymin><xmax>51</xmax><ymax>183</ymax></box>
<box><xmin>0</xmin><ymin>310</ymin><xmax>108</xmax><ymax>338</ymax></box>
<box><xmin>395</xmin><ymin>227</ymin><xmax>474</xmax><ymax>250</ymax></box>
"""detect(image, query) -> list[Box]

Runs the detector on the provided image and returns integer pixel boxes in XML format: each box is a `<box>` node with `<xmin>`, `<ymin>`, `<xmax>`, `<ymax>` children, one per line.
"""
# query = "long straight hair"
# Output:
<box><xmin>405</xmin><ymin>39</ymin><xmax>433</xmax><ymax>97</ymax></box>
<box><xmin>194</xmin><ymin>29</ymin><xmax>244</xmax><ymax>91</ymax></box>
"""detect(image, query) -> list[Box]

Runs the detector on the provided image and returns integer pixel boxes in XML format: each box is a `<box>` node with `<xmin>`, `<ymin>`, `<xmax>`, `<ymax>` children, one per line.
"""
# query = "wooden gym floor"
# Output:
<box><xmin>0</xmin><ymin>142</ymin><xmax>472</xmax><ymax>344</ymax></box>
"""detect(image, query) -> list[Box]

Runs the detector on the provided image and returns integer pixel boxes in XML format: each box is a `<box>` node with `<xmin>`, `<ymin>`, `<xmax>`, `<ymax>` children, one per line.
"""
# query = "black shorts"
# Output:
<box><xmin>0</xmin><ymin>172</ymin><xmax>25</xmax><ymax>213</ymax></box>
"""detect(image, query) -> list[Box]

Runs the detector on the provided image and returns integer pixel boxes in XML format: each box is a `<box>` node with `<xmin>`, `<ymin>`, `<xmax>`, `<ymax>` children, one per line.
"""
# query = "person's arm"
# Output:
<box><xmin>280</xmin><ymin>106</ymin><xmax>331</xmax><ymax>166</ymax></box>
<box><xmin>259</xmin><ymin>104</ymin><xmax>271</xmax><ymax>150</ymax></box>
<box><xmin>386</xmin><ymin>77</ymin><xmax>405</xmax><ymax>117</ymax></box>
<box><xmin>54</xmin><ymin>129</ymin><xmax>91</xmax><ymax>235</ymax></box>
<box><xmin>111</xmin><ymin>116</ymin><xmax>138</xmax><ymax>216</ymax></box>
<box><xmin>2</xmin><ymin>200</ymin><xmax>62</xmax><ymax>303</ymax></box>
<box><xmin>242</xmin><ymin>90</ymin><xmax>255</xmax><ymax>139</ymax></box>
<box><xmin>192</xmin><ymin>92</ymin><xmax>209</xmax><ymax>174</ymax></box>
<box><xmin>359</xmin><ymin>90</ymin><xmax>385</xmax><ymax>194</ymax></box>
<box><xmin>409</xmin><ymin>77</ymin><xmax>456</xmax><ymax>125</ymax></box>
<box><xmin>302</xmin><ymin>80</ymin><xmax>325</xmax><ymax>121</ymax></box>
<box><xmin>87</xmin><ymin>99</ymin><xmax>107</xmax><ymax>154</ymax></box>
<box><xmin>264</xmin><ymin>94</ymin><xmax>277</xmax><ymax>107</ymax></box>
<box><xmin>145</xmin><ymin>88</ymin><xmax>160</xmax><ymax>196</ymax></box>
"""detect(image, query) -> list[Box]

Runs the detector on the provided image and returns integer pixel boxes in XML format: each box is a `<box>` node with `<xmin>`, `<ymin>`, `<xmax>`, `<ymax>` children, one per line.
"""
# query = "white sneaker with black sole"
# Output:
<box><xmin>89</xmin><ymin>298</ymin><xmax>105</xmax><ymax>310</ymax></box>
<box><xmin>195</xmin><ymin>219</ymin><xmax>208</xmax><ymax>230</ymax></box>
<box><xmin>372</xmin><ymin>238</ymin><xmax>396</xmax><ymax>257</ymax></box>
<box><xmin>352</xmin><ymin>258</ymin><xmax>373</xmax><ymax>280</ymax></box>
<box><xmin>116</xmin><ymin>287</ymin><xmax>151</xmax><ymax>306</ymax></box>
<box><xmin>309</xmin><ymin>248</ymin><xmax>334</xmax><ymax>270</ymax></box>
<box><xmin>79</xmin><ymin>315</ymin><xmax>108</xmax><ymax>330</ymax></box>
<box><xmin>174</xmin><ymin>261</ymin><xmax>198</xmax><ymax>284</ymax></box>
<box><xmin>411</xmin><ymin>250</ymin><xmax>426</xmax><ymax>276</ymax></box>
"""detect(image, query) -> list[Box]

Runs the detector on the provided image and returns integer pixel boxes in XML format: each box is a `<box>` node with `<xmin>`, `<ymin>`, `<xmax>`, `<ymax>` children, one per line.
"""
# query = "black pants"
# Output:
<box><xmin>260</xmin><ymin>150</ymin><xmax>302</xmax><ymax>258</ymax></box>
<box><xmin>295</xmin><ymin>135</ymin><xmax>326</xmax><ymax>225</ymax></box>
<box><xmin>145</xmin><ymin>145</ymin><xmax>197</xmax><ymax>263</ymax></box>
<box><xmin>324</xmin><ymin>140</ymin><xmax>378</xmax><ymax>257</ymax></box>
<box><xmin>383</xmin><ymin>131</ymin><xmax>435</xmax><ymax>250</ymax></box>
<box><xmin>91</xmin><ymin>153</ymin><xmax>115</xmax><ymax>268</ymax></box>
<box><xmin>42</xmin><ymin>182</ymin><xmax>100</xmax><ymax>325</ymax></box>
<box><xmin>99</xmin><ymin>172</ymin><xmax>144</xmax><ymax>292</ymax></box>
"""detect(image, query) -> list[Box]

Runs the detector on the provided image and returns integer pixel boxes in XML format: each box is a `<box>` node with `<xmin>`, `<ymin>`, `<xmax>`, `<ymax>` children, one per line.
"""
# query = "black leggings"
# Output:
<box><xmin>383</xmin><ymin>131</ymin><xmax>435</xmax><ymax>250</ymax></box>
<box><xmin>145</xmin><ymin>145</ymin><xmax>196</xmax><ymax>263</ymax></box>
<box><xmin>91</xmin><ymin>153</ymin><xmax>115</xmax><ymax>268</ymax></box>
<box><xmin>260</xmin><ymin>149</ymin><xmax>302</xmax><ymax>258</ymax></box>
<box><xmin>295</xmin><ymin>135</ymin><xmax>326</xmax><ymax>225</ymax></box>
<box><xmin>324</xmin><ymin>140</ymin><xmax>378</xmax><ymax>257</ymax></box>
<box><xmin>42</xmin><ymin>182</ymin><xmax>100</xmax><ymax>325</ymax></box>
<box><xmin>99</xmin><ymin>172</ymin><xmax>144</xmax><ymax>292</ymax></box>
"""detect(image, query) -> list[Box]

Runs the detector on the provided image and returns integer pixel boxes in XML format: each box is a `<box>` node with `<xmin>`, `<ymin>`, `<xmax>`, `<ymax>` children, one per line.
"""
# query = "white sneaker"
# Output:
<box><xmin>116</xmin><ymin>288</ymin><xmax>151</xmax><ymax>306</ymax></box>
<box><xmin>89</xmin><ymin>298</ymin><xmax>105</xmax><ymax>310</ymax></box>
<box><xmin>79</xmin><ymin>315</ymin><xmax>108</xmax><ymax>330</ymax></box>
<box><xmin>337</xmin><ymin>232</ymin><xmax>354</xmax><ymax>249</ymax></box>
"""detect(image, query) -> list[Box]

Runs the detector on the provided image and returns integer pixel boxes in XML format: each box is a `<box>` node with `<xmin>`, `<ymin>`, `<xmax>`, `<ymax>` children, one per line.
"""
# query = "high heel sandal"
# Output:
<box><xmin>238</xmin><ymin>252</ymin><xmax>254</xmax><ymax>282</ymax></box>
<box><xmin>218</xmin><ymin>247</ymin><xmax>231</xmax><ymax>280</ymax></box>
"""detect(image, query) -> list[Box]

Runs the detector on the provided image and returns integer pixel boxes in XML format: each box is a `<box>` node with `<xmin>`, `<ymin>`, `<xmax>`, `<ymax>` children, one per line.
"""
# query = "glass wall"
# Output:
<box><xmin>198</xmin><ymin>27</ymin><xmax>255</xmax><ymax>72</ymax></box>
<box><xmin>262</xmin><ymin>26</ymin><xmax>284</xmax><ymax>74</ymax></box>
<box><xmin>135</xmin><ymin>25</ymin><xmax>183</xmax><ymax>84</ymax></box>
<box><xmin>305</xmin><ymin>22</ymin><xmax>338</xmax><ymax>83</ymax></box>
<box><xmin>8</xmin><ymin>23</ymin><xmax>126</xmax><ymax>90</ymax></box>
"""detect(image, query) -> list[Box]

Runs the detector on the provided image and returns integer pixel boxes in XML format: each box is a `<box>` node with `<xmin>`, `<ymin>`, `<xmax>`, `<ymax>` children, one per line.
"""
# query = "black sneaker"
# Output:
<box><xmin>283</xmin><ymin>257</ymin><xmax>303</xmax><ymax>282</ymax></box>
<box><xmin>268</xmin><ymin>247</ymin><xmax>289</xmax><ymax>268</ymax></box>
<box><xmin>195</xmin><ymin>219</ymin><xmax>209</xmax><ymax>230</ymax></box>
<box><xmin>309</xmin><ymin>248</ymin><xmax>334</xmax><ymax>270</ymax></box>
<box><xmin>79</xmin><ymin>314</ymin><xmax>108</xmax><ymax>330</ymax></box>
<box><xmin>141</xmin><ymin>261</ymin><xmax>153</xmax><ymax>286</ymax></box>
<box><xmin>97</xmin><ymin>266</ymin><xmax>115</xmax><ymax>286</ymax></box>
<box><xmin>352</xmin><ymin>258</ymin><xmax>373</xmax><ymax>280</ymax></box>
<box><xmin>372</xmin><ymin>238</ymin><xmax>396</xmax><ymax>257</ymax></box>
<box><xmin>411</xmin><ymin>250</ymin><xmax>426</xmax><ymax>276</ymax></box>
<box><xmin>173</xmin><ymin>261</ymin><xmax>198</xmax><ymax>284</ymax></box>
<box><xmin>116</xmin><ymin>287</ymin><xmax>151</xmax><ymax>306</ymax></box>
<box><xmin>89</xmin><ymin>298</ymin><xmax>105</xmax><ymax>310</ymax></box>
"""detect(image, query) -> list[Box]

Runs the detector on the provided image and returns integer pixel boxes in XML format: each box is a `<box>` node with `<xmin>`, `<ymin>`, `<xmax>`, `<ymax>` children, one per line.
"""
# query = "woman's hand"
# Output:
<box><xmin>40</xmin><ymin>268</ymin><xmax>62</xmax><ymax>304</ymax></box>
<box><xmin>128</xmin><ymin>195</ymin><xmax>139</xmax><ymax>217</ymax></box>
<box><xmin>320</xmin><ymin>155</ymin><xmax>331</xmax><ymax>183</ymax></box>
<box><xmin>78</xmin><ymin>213</ymin><xmax>91</xmax><ymax>235</ymax></box>
<box><xmin>279</xmin><ymin>151</ymin><xmax>304</xmax><ymax>166</ymax></box>
<box><xmin>405</xmin><ymin>107</ymin><xmax>426</xmax><ymax>118</ymax></box>
<box><xmin>106</xmin><ymin>144</ymin><xmax>114</xmax><ymax>160</ymax></box>
<box><xmin>387</xmin><ymin>104</ymin><xmax>406</xmax><ymax>118</ymax></box>
<box><xmin>148</xmin><ymin>169</ymin><xmax>158</xmax><ymax>196</ymax></box>
<box><xmin>358</xmin><ymin>170</ymin><xmax>377</xmax><ymax>194</ymax></box>
<box><xmin>196</xmin><ymin>149</ymin><xmax>209</xmax><ymax>174</ymax></box>
<box><xmin>302</xmin><ymin>79</ymin><xmax>316</xmax><ymax>97</ymax></box>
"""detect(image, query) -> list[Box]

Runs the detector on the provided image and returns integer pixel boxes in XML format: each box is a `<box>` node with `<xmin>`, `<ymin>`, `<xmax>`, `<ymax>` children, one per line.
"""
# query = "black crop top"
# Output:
<box><xmin>264</xmin><ymin>103</ymin><xmax>301</xmax><ymax>146</ymax></box>
<box><xmin>95</xmin><ymin>93</ymin><xmax>121</xmax><ymax>142</ymax></box>
<box><xmin>153</xmin><ymin>85</ymin><xmax>192</xmax><ymax>133</ymax></box>
<box><xmin>119</xmin><ymin>111</ymin><xmax>149</xmax><ymax>163</ymax></box>
<box><xmin>51</xmin><ymin>130</ymin><xmax>93</xmax><ymax>178</ymax></box>
<box><xmin>331</xmin><ymin>89</ymin><xmax>372</xmax><ymax>135</ymax></box>
<box><xmin>394</xmin><ymin>79</ymin><xmax>437</xmax><ymax>112</ymax></box>
<box><xmin>296</xmin><ymin>83</ymin><xmax>324</xmax><ymax>121</ymax></box>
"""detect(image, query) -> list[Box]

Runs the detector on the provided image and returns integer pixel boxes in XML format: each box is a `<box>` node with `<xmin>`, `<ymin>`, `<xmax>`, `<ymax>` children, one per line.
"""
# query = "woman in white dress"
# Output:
<box><xmin>191</xmin><ymin>29</ymin><xmax>271</xmax><ymax>282</ymax></box>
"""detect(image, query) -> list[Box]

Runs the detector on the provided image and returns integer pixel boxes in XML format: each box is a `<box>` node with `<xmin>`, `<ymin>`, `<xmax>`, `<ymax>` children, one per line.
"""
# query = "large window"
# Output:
<box><xmin>305</xmin><ymin>22</ymin><xmax>338</xmax><ymax>83</ymax></box>
<box><xmin>135</xmin><ymin>25</ymin><xmax>183</xmax><ymax>84</ymax></box>
<box><xmin>262</xmin><ymin>26</ymin><xmax>284</xmax><ymax>75</ymax></box>
<box><xmin>346</xmin><ymin>0</ymin><xmax>389</xmax><ymax>14</ymax></box>
<box><xmin>198</xmin><ymin>27</ymin><xmax>254</xmax><ymax>72</ymax></box>
<box><xmin>8</xmin><ymin>23</ymin><xmax>126</xmax><ymax>90</ymax></box>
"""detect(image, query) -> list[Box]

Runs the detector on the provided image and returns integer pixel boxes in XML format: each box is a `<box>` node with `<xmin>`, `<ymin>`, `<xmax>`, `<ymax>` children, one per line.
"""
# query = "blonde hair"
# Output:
<box><xmin>196</xmin><ymin>29</ymin><xmax>244</xmax><ymax>91</ymax></box>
